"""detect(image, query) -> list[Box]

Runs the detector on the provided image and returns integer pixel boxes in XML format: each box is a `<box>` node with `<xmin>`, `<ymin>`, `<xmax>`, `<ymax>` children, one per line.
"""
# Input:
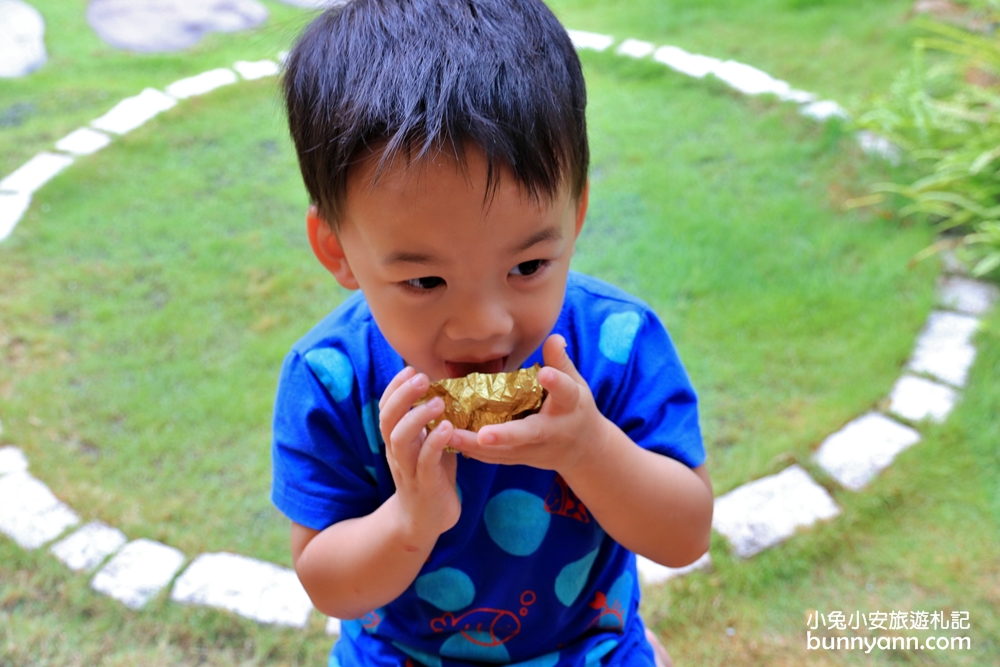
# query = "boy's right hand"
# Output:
<box><xmin>378</xmin><ymin>366</ymin><xmax>461</xmax><ymax>543</ymax></box>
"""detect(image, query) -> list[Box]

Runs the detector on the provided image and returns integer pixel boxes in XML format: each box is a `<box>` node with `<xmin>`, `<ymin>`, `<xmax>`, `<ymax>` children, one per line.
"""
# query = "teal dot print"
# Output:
<box><xmin>393</xmin><ymin>641</ymin><xmax>444</xmax><ymax>667</ymax></box>
<box><xmin>484</xmin><ymin>489</ymin><xmax>551</xmax><ymax>556</ymax></box>
<box><xmin>361</xmin><ymin>400</ymin><xmax>383</xmax><ymax>455</ymax></box>
<box><xmin>415</xmin><ymin>567</ymin><xmax>476</xmax><ymax>611</ymax></box>
<box><xmin>510</xmin><ymin>651</ymin><xmax>560</xmax><ymax>667</ymax></box>
<box><xmin>598</xmin><ymin>311</ymin><xmax>642</xmax><ymax>364</ymax></box>
<box><xmin>584</xmin><ymin>639</ymin><xmax>619</xmax><ymax>667</ymax></box>
<box><xmin>554</xmin><ymin>547</ymin><xmax>600</xmax><ymax>606</ymax></box>
<box><xmin>305</xmin><ymin>348</ymin><xmax>354</xmax><ymax>402</ymax></box>
<box><xmin>440</xmin><ymin>631</ymin><xmax>511</xmax><ymax>664</ymax></box>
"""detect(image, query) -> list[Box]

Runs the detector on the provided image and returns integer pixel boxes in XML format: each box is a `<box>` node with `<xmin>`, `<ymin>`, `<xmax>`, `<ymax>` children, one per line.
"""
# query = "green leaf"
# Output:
<box><xmin>972</xmin><ymin>252</ymin><xmax>1000</xmax><ymax>277</ymax></box>
<box><xmin>970</xmin><ymin>145</ymin><xmax>1000</xmax><ymax>174</ymax></box>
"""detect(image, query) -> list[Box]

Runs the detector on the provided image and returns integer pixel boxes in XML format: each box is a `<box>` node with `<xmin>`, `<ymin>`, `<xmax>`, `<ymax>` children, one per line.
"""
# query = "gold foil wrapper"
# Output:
<box><xmin>418</xmin><ymin>364</ymin><xmax>547</xmax><ymax>450</ymax></box>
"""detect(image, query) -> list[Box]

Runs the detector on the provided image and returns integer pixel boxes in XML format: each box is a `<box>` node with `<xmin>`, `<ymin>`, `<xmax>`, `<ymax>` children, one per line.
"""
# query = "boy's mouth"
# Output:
<box><xmin>445</xmin><ymin>356</ymin><xmax>509</xmax><ymax>378</ymax></box>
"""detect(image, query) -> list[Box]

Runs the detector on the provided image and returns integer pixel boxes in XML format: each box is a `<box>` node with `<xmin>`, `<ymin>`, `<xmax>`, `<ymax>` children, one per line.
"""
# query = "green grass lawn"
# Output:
<box><xmin>547</xmin><ymin>0</ymin><xmax>922</xmax><ymax>106</ymax></box>
<box><xmin>1</xmin><ymin>0</ymin><xmax>997</xmax><ymax>665</ymax></box>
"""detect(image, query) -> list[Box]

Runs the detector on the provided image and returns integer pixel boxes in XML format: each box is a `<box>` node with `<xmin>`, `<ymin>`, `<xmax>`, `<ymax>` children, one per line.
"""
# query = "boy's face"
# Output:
<box><xmin>308</xmin><ymin>147</ymin><xmax>588</xmax><ymax>382</ymax></box>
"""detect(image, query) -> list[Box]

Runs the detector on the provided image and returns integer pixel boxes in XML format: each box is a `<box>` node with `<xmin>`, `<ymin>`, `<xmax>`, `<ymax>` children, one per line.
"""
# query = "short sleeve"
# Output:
<box><xmin>593</xmin><ymin>309</ymin><xmax>705</xmax><ymax>469</ymax></box>
<box><xmin>270</xmin><ymin>350</ymin><xmax>382</xmax><ymax>531</ymax></box>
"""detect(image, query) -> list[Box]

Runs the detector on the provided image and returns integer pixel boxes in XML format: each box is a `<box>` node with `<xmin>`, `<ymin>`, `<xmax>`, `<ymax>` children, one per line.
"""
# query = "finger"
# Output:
<box><xmin>477</xmin><ymin>414</ymin><xmax>547</xmax><ymax>448</ymax></box>
<box><xmin>542</xmin><ymin>334</ymin><xmax>585</xmax><ymax>384</ymax></box>
<box><xmin>389</xmin><ymin>396</ymin><xmax>445</xmax><ymax>455</ymax></box>
<box><xmin>379</xmin><ymin>372</ymin><xmax>431</xmax><ymax>442</ymax></box>
<box><xmin>379</xmin><ymin>365</ymin><xmax>417</xmax><ymax>412</ymax></box>
<box><xmin>454</xmin><ymin>433</ymin><xmax>518</xmax><ymax>465</ymax></box>
<box><xmin>537</xmin><ymin>364</ymin><xmax>581</xmax><ymax>415</ymax></box>
<box><xmin>388</xmin><ymin>399</ymin><xmax>443</xmax><ymax>478</ymax></box>
<box><xmin>417</xmin><ymin>419</ymin><xmax>453</xmax><ymax>471</ymax></box>
<box><xmin>444</xmin><ymin>427</ymin><xmax>478</xmax><ymax>452</ymax></box>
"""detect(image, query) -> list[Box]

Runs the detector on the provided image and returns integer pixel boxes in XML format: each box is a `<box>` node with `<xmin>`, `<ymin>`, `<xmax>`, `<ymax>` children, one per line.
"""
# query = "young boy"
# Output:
<box><xmin>271</xmin><ymin>2</ymin><xmax>714</xmax><ymax>666</ymax></box>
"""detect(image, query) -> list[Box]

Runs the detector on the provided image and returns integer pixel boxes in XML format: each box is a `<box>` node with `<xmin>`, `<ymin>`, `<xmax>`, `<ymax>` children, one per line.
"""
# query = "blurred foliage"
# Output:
<box><xmin>856</xmin><ymin>19</ymin><xmax>1000</xmax><ymax>277</ymax></box>
<box><xmin>961</xmin><ymin>0</ymin><xmax>1000</xmax><ymax>13</ymax></box>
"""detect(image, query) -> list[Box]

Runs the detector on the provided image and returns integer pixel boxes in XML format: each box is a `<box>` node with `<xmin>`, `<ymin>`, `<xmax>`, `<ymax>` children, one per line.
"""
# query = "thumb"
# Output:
<box><xmin>542</xmin><ymin>334</ymin><xmax>583</xmax><ymax>383</ymax></box>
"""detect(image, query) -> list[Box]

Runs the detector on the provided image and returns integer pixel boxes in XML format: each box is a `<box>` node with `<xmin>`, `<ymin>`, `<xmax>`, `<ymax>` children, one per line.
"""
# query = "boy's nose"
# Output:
<box><xmin>445</xmin><ymin>298</ymin><xmax>515</xmax><ymax>343</ymax></box>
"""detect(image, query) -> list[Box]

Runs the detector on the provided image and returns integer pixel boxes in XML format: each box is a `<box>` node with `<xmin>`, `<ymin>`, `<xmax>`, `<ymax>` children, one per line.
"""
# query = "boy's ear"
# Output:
<box><xmin>306</xmin><ymin>206</ymin><xmax>360</xmax><ymax>290</ymax></box>
<box><xmin>573</xmin><ymin>180</ymin><xmax>590</xmax><ymax>239</ymax></box>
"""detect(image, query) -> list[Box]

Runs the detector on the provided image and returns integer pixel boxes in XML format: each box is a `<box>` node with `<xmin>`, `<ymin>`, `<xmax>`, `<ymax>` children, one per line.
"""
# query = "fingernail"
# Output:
<box><xmin>410</xmin><ymin>374</ymin><xmax>426</xmax><ymax>387</ymax></box>
<box><xmin>481</xmin><ymin>432</ymin><xmax>497</xmax><ymax>445</ymax></box>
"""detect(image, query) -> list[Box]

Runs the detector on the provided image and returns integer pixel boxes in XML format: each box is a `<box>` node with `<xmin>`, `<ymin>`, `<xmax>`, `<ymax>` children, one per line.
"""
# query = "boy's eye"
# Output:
<box><xmin>404</xmin><ymin>276</ymin><xmax>445</xmax><ymax>290</ymax></box>
<box><xmin>509</xmin><ymin>259</ymin><xmax>548</xmax><ymax>277</ymax></box>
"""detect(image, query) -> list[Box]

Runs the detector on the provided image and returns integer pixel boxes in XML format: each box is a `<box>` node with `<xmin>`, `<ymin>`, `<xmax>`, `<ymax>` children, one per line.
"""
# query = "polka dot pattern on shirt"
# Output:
<box><xmin>304</xmin><ymin>348</ymin><xmax>355</xmax><ymax>402</ymax></box>
<box><xmin>598</xmin><ymin>311</ymin><xmax>642</xmax><ymax>364</ymax></box>
<box><xmin>483</xmin><ymin>489</ymin><xmax>551</xmax><ymax>556</ymax></box>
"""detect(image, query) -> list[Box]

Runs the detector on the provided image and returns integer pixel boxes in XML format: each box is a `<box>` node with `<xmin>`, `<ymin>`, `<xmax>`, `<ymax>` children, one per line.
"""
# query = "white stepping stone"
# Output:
<box><xmin>941</xmin><ymin>249</ymin><xmax>970</xmax><ymax>276</ymax></box>
<box><xmin>567</xmin><ymin>29</ymin><xmax>614</xmax><ymax>52</ymax></box>
<box><xmin>171</xmin><ymin>552</ymin><xmax>314</xmax><ymax>627</ymax></box>
<box><xmin>938</xmin><ymin>276</ymin><xmax>998</xmax><ymax>316</ymax></box>
<box><xmin>87</xmin><ymin>0</ymin><xmax>268</xmax><ymax>53</ymax></box>
<box><xmin>907</xmin><ymin>310</ymin><xmax>980</xmax><ymax>387</ymax></box>
<box><xmin>165</xmin><ymin>68</ymin><xmax>238</xmax><ymax>99</ymax></box>
<box><xmin>636</xmin><ymin>552</ymin><xmax>711</xmax><ymax>584</ymax></box>
<box><xmin>90</xmin><ymin>88</ymin><xmax>177</xmax><ymax>135</ymax></box>
<box><xmin>91</xmin><ymin>538</ymin><xmax>185</xmax><ymax>609</ymax></box>
<box><xmin>616</xmin><ymin>38</ymin><xmax>655</xmax><ymax>59</ymax></box>
<box><xmin>50</xmin><ymin>521</ymin><xmax>127</xmax><ymax>572</ymax></box>
<box><xmin>0</xmin><ymin>0</ymin><xmax>47</xmax><ymax>78</ymax></box>
<box><xmin>814</xmin><ymin>413</ymin><xmax>921</xmax><ymax>491</ymax></box>
<box><xmin>857</xmin><ymin>130</ymin><xmax>901</xmax><ymax>164</ymax></box>
<box><xmin>0</xmin><ymin>152</ymin><xmax>74</xmax><ymax>196</ymax></box>
<box><xmin>801</xmin><ymin>100</ymin><xmax>849</xmax><ymax>120</ymax></box>
<box><xmin>233</xmin><ymin>59</ymin><xmax>279</xmax><ymax>80</ymax></box>
<box><xmin>713</xmin><ymin>60</ymin><xmax>792</xmax><ymax>97</ymax></box>
<box><xmin>888</xmin><ymin>375</ymin><xmax>958</xmax><ymax>424</ymax></box>
<box><xmin>0</xmin><ymin>446</ymin><xmax>28</xmax><ymax>476</ymax></box>
<box><xmin>712</xmin><ymin>465</ymin><xmax>839</xmax><ymax>558</ymax></box>
<box><xmin>653</xmin><ymin>45</ymin><xmax>721</xmax><ymax>79</ymax></box>
<box><xmin>0</xmin><ymin>191</ymin><xmax>31</xmax><ymax>242</ymax></box>
<box><xmin>0</xmin><ymin>472</ymin><xmax>79</xmax><ymax>549</ymax></box>
<box><xmin>777</xmin><ymin>89</ymin><xmax>818</xmax><ymax>104</ymax></box>
<box><xmin>275</xmin><ymin>0</ymin><xmax>349</xmax><ymax>7</ymax></box>
<box><xmin>326</xmin><ymin>616</ymin><xmax>342</xmax><ymax>636</ymax></box>
<box><xmin>55</xmin><ymin>127</ymin><xmax>111</xmax><ymax>156</ymax></box>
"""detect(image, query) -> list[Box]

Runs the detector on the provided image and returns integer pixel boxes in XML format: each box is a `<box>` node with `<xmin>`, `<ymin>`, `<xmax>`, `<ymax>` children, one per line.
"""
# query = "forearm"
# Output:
<box><xmin>560</xmin><ymin>418</ymin><xmax>713</xmax><ymax>567</ymax></box>
<box><xmin>294</xmin><ymin>494</ymin><xmax>436</xmax><ymax>619</ymax></box>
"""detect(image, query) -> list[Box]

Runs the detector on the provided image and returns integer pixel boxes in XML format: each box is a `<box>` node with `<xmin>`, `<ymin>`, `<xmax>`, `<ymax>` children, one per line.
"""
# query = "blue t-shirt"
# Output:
<box><xmin>271</xmin><ymin>271</ymin><xmax>704</xmax><ymax>667</ymax></box>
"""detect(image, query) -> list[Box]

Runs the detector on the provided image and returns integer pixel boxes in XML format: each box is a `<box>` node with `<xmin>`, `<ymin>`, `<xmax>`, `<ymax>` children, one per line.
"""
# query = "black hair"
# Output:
<box><xmin>282</xmin><ymin>0</ymin><xmax>588</xmax><ymax>229</ymax></box>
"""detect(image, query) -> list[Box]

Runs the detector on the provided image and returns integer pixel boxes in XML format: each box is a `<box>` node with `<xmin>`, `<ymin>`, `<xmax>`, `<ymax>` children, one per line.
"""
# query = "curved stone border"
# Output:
<box><xmin>0</xmin><ymin>0</ymin><xmax>47</xmax><ymax>78</ymax></box>
<box><xmin>1</xmin><ymin>29</ymin><xmax>996</xmax><ymax>635</ymax></box>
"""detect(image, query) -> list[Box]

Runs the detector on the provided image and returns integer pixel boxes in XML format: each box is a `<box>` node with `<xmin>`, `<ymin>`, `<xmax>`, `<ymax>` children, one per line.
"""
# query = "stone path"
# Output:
<box><xmin>274</xmin><ymin>0</ymin><xmax>350</xmax><ymax>7</ymax></box>
<box><xmin>86</xmin><ymin>0</ymin><xmax>269</xmax><ymax>53</ymax></box>
<box><xmin>0</xmin><ymin>28</ymin><xmax>997</xmax><ymax>634</ymax></box>
<box><xmin>0</xmin><ymin>0</ymin><xmax>46</xmax><ymax>78</ymax></box>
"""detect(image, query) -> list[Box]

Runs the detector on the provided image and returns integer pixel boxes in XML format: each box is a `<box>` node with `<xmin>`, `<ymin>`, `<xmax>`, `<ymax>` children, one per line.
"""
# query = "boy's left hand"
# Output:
<box><xmin>449</xmin><ymin>334</ymin><xmax>609</xmax><ymax>474</ymax></box>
